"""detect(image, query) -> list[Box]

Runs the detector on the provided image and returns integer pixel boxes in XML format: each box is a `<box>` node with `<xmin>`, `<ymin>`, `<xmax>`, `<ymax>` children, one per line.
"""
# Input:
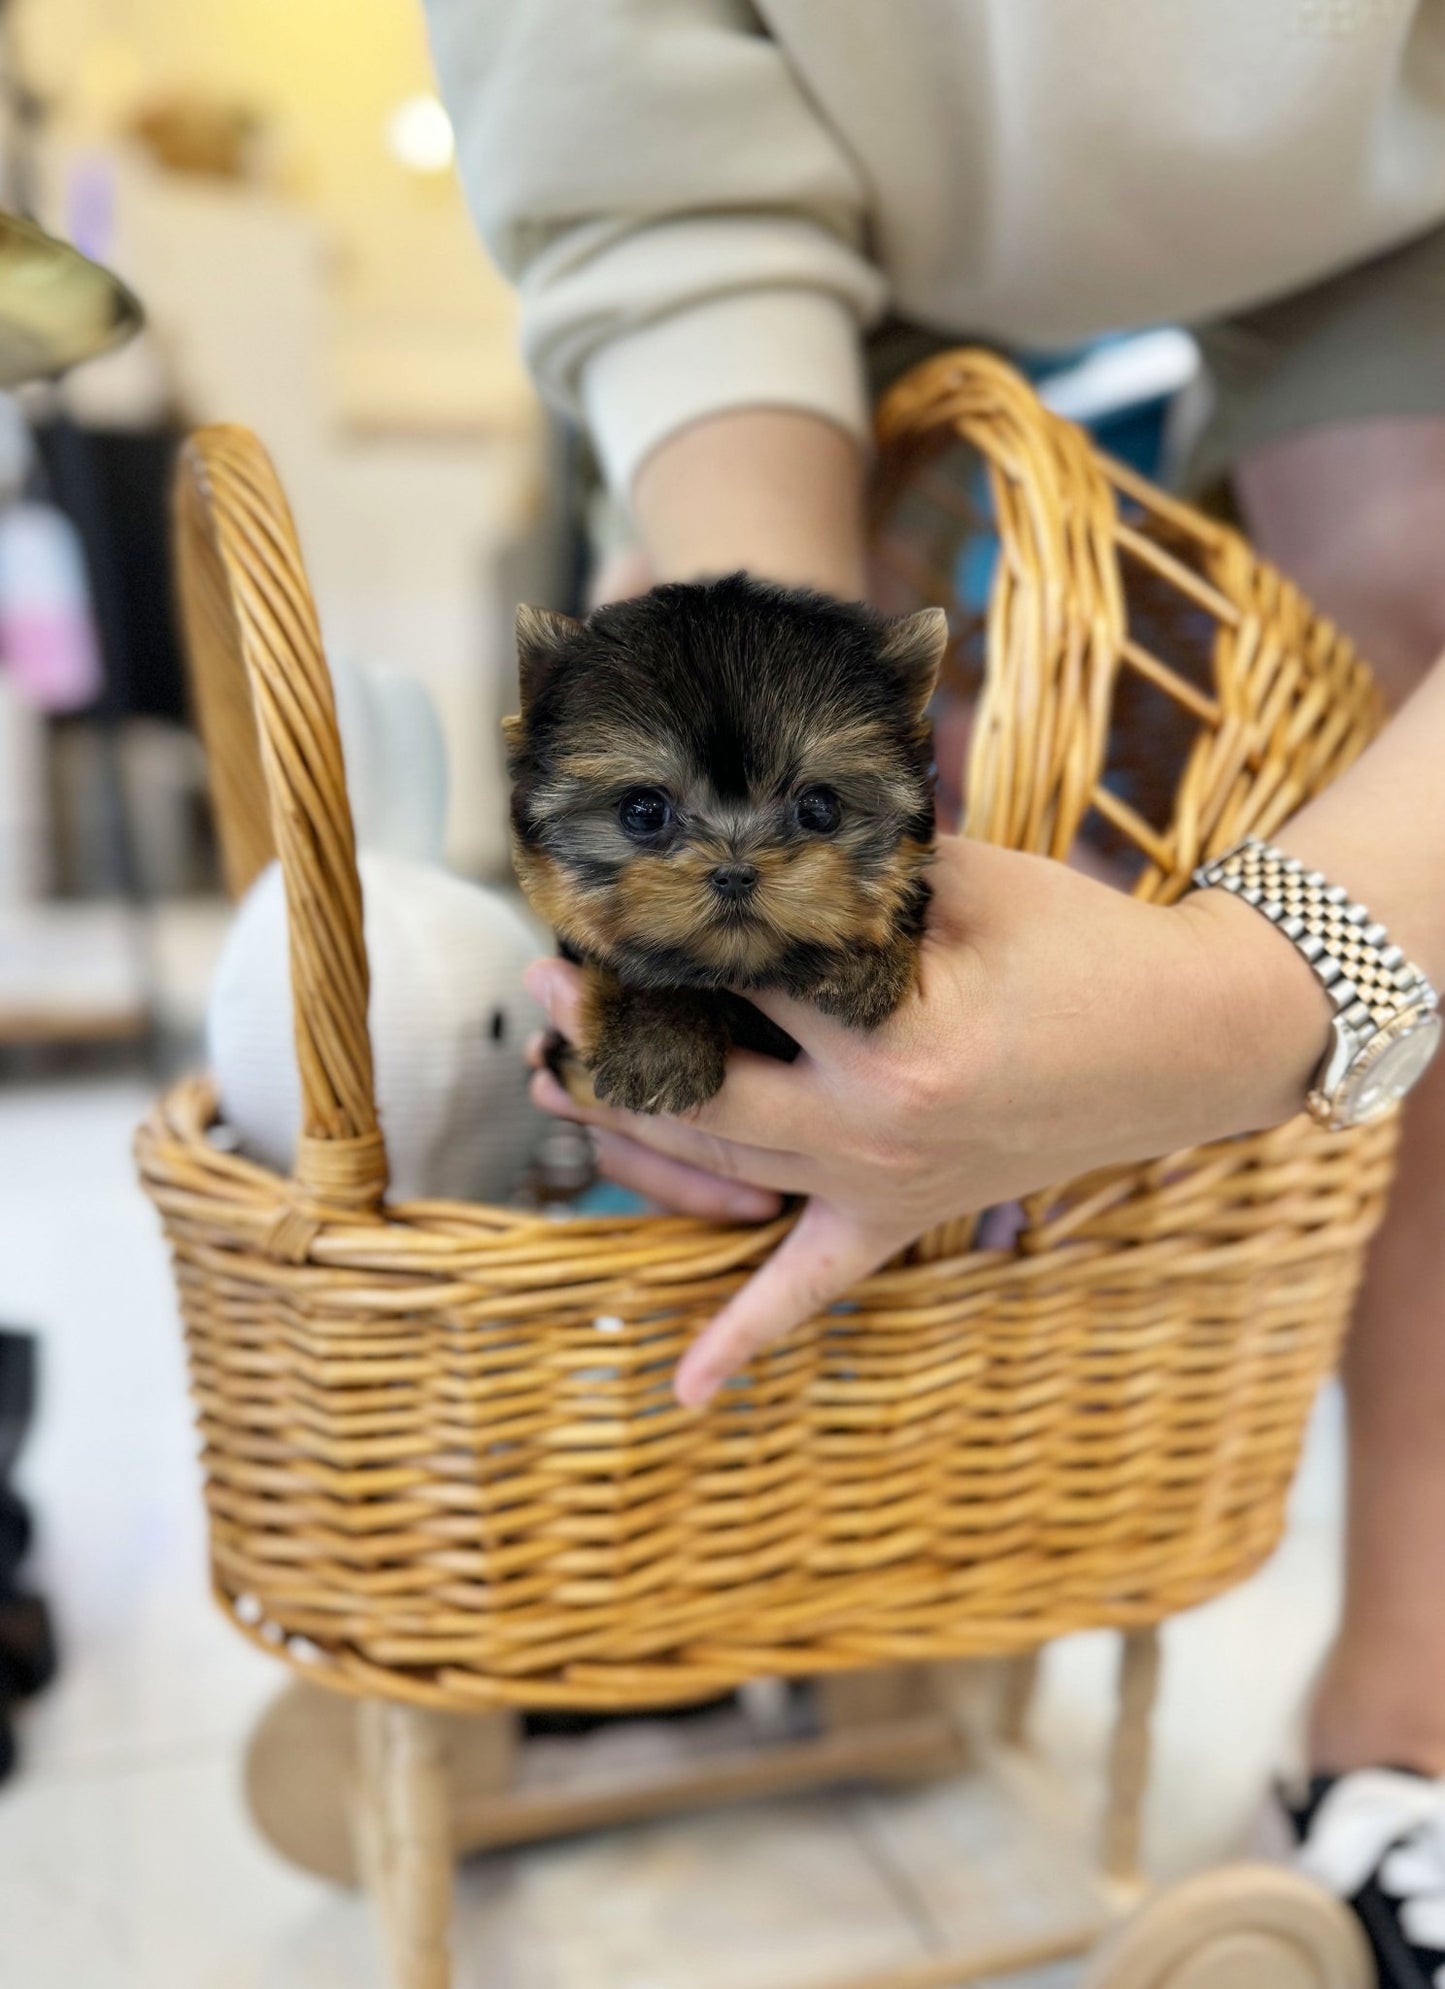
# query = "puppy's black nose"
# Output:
<box><xmin>709</xmin><ymin>863</ymin><xmax>759</xmax><ymax>902</ymax></box>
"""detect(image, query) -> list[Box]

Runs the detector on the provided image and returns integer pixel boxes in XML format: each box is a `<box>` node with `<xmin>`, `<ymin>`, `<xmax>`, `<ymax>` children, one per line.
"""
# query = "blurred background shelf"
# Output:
<box><xmin>0</xmin><ymin>896</ymin><xmax>226</xmax><ymax>1047</ymax></box>
<box><xmin>0</xmin><ymin>901</ymin><xmax>147</xmax><ymax>1045</ymax></box>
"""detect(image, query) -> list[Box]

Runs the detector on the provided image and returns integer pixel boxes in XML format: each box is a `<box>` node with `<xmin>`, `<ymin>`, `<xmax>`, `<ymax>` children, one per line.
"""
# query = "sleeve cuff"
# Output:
<box><xmin>580</xmin><ymin>289</ymin><xmax>871</xmax><ymax>505</ymax></box>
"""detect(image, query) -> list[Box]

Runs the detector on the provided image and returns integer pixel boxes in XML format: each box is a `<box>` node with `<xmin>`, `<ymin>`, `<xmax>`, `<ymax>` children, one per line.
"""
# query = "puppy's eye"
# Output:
<box><xmin>618</xmin><ymin>788</ymin><xmax>674</xmax><ymax>839</ymax></box>
<box><xmin>794</xmin><ymin>785</ymin><xmax>842</xmax><ymax>835</ymax></box>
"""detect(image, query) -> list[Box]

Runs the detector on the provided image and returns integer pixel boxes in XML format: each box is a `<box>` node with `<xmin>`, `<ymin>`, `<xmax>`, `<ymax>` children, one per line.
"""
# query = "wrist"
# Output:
<box><xmin>1173</xmin><ymin>886</ymin><xmax>1336</xmax><ymax>1134</ymax></box>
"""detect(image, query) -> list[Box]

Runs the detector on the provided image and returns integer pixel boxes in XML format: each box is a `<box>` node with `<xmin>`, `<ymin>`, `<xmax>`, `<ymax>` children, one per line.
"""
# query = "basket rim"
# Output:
<box><xmin>136</xmin><ymin>1072</ymin><xmax>1395</xmax><ymax>1305</ymax></box>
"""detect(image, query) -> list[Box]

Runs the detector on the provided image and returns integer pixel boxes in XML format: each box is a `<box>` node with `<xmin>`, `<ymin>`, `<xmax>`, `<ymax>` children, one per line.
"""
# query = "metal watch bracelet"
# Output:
<box><xmin>1191</xmin><ymin>836</ymin><xmax>1440</xmax><ymax>1129</ymax></box>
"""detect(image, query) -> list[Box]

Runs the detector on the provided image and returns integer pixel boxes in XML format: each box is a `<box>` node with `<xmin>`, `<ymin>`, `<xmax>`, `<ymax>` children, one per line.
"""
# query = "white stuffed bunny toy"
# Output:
<box><xmin>208</xmin><ymin>658</ymin><xmax>552</xmax><ymax>1204</ymax></box>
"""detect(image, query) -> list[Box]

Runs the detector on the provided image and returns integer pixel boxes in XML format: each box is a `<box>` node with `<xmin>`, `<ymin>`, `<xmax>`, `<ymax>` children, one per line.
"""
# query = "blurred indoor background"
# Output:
<box><xmin>3</xmin><ymin>0</ymin><xmax>559</xmax><ymax>1063</ymax></box>
<box><xmin>0</xmin><ymin>6</ymin><xmax>1349</xmax><ymax>1985</ymax></box>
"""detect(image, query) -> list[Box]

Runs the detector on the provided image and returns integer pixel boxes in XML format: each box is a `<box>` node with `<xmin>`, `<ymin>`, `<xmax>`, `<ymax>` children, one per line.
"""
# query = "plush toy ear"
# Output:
<box><xmin>514</xmin><ymin>603</ymin><xmax>583</xmax><ymax>711</ymax></box>
<box><xmin>879</xmin><ymin>607</ymin><xmax>949</xmax><ymax>722</ymax></box>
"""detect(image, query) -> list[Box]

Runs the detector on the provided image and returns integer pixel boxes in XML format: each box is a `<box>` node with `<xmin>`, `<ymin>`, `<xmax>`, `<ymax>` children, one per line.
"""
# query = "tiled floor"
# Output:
<box><xmin>0</xmin><ymin>1074</ymin><xmax>1346</xmax><ymax>1988</ymax></box>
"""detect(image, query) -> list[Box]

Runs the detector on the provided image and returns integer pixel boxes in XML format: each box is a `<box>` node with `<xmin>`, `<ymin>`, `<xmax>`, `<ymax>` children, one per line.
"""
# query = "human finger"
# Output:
<box><xmin>589</xmin><ymin>1128</ymin><xmax>784</xmax><ymax>1222</ymax></box>
<box><xmin>673</xmin><ymin>1200</ymin><xmax>896</xmax><ymax>1408</ymax></box>
<box><xmin>528</xmin><ymin>1070</ymin><xmax>814</xmax><ymax>1196</ymax></box>
<box><xmin>522</xmin><ymin>960</ymin><xmax>587</xmax><ymax>1041</ymax></box>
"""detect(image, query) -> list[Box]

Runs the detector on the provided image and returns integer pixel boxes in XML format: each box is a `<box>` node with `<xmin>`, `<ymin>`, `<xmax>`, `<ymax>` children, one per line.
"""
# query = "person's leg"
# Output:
<box><xmin>1236</xmin><ymin>416</ymin><xmax>1445</xmax><ymax>1775</ymax></box>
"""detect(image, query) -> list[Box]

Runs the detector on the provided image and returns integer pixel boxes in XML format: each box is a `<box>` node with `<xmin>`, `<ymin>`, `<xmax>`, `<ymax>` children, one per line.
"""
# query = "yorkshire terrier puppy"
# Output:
<box><xmin>504</xmin><ymin>574</ymin><xmax>946</xmax><ymax>1116</ymax></box>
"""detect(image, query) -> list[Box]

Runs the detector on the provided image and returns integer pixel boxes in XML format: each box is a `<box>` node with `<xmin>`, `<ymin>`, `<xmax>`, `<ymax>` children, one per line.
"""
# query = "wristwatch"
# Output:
<box><xmin>1192</xmin><ymin>836</ymin><xmax>1441</xmax><ymax>1130</ymax></box>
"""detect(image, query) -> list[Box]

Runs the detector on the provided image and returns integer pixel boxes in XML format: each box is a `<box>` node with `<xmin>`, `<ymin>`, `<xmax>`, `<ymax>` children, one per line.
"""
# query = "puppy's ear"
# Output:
<box><xmin>514</xmin><ymin>603</ymin><xmax>583</xmax><ymax>711</ymax></box>
<box><xmin>879</xmin><ymin>607</ymin><xmax>948</xmax><ymax>722</ymax></box>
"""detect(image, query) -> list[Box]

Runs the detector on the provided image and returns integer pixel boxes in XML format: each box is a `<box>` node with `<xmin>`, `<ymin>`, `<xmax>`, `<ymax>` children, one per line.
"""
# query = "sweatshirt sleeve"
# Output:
<box><xmin>423</xmin><ymin>0</ymin><xmax>888</xmax><ymax>500</ymax></box>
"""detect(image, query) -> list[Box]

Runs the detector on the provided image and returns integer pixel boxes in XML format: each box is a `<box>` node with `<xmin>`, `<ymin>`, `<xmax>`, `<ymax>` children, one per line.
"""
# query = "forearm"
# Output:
<box><xmin>1231</xmin><ymin>422</ymin><xmax>1445</xmax><ymax>991</ymax></box>
<box><xmin>1184</xmin><ymin>647</ymin><xmax>1445</xmax><ymax>1131</ymax></box>
<box><xmin>1275</xmin><ymin>652</ymin><xmax>1445</xmax><ymax>989</ymax></box>
<box><xmin>630</xmin><ymin>409</ymin><xmax>868</xmax><ymax>600</ymax></box>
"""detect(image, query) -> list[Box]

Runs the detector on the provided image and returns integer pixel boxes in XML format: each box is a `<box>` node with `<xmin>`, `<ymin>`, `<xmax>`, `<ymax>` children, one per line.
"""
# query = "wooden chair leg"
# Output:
<box><xmin>997</xmin><ymin>1650</ymin><xmax>1042</xmax><ymax>1747</ymax></box>
<box><xmin>1101</xmin><ymin>1628</ymin><xmax>1161</xmax><ymax>1889</ymax></box>
<box><xmin>817</xmin><ymin>1662</ymin><xmax>981</xmax><ymax>1783</ymax></box>
<box><xmin>817</xmin><ymin>1664</ymin><xmax>939</xmax><ymax>1731</ymax></box>
<box><xmin>355</xmin><ymin>1700</ymin><xmax>454</xmax><ymax>1989</ymax></box>
<box><xmin>248</xmin><ymin>1679</ymin><xmax>516</xmax><ymax>1885</ymax></box>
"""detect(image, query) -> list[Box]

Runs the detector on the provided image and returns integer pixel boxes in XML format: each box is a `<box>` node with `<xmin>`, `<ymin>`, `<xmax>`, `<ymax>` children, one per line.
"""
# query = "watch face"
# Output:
<box><xmin>1338</xmin><ymin>1010</ymin><xmax>1442</xmax><ymax>1126</ymax></box>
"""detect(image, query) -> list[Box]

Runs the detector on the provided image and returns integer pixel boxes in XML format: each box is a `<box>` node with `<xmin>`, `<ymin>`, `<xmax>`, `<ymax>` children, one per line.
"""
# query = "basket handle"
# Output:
<box><xmin>174</xmin><ymin>425</ymin><xmax>387</xmax><ymax>1214</ymax></box>
<box><xmin>873</xmin><ymin>348</ymin><xmax>1127</xmax><ymax>860</ymax></box>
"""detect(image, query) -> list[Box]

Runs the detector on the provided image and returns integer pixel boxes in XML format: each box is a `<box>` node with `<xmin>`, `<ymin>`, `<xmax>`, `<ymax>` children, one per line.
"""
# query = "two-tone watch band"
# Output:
<box><xmin>1192</xmin><ymin>836</ymin><xmax>1441</xmax><ymax>1128</ymax></box>
<box><xmin>1192</xmin><ymin>838</ymin><xmax>1438</xmax><ymax>1033</ymax></box>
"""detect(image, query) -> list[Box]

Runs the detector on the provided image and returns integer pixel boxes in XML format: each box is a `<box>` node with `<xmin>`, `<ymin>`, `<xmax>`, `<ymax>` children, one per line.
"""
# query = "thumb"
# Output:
<box><xmin>522</xmin><ymin>958</ymin><xmax>586</xmax><ymax>1040</ymax></box>
<box><xmin>673</xmin><ymin>1200</ymin><xmax>895</xmax><ymax>1409</ymax></box>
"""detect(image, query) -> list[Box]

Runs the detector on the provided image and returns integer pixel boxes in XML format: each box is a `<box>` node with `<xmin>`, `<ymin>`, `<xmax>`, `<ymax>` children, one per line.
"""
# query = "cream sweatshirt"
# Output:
<box><xmin>424</xmin><ymin>0</ymin><xmax>1445</xmax><ymax>499</ymax></box>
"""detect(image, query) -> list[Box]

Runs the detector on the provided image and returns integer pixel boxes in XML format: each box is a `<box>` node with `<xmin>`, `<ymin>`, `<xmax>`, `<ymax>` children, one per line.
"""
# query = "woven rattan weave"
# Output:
<box><xmin>135</xmin><ymin>351</ymin><xmax>1396</xmax><ymax>1714</ymax></box>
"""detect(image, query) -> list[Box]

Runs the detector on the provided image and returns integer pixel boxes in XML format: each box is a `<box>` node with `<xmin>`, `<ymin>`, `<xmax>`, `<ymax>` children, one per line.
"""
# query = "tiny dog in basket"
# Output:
<box><xmin>504</xmin><ymin>574</ymin><xmax>948</xmax><ymax>1115</ymax></box>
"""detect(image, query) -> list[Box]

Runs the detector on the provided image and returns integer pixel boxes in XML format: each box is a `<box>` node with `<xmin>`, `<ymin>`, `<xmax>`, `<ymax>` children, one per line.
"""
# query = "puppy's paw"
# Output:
<box><xmin>810</xmin><ymin>946</ymin><xmax>916</xmax><ymax>1030</ymax></box>
<box><xmin>591</xmin><ymin>1030</ymin><xmax>727</xmax><ymax>1116</ymax></box>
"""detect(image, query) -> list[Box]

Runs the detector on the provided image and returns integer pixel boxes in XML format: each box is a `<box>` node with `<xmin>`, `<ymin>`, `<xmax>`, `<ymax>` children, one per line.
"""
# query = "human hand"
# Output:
<box><xmin>524</xmin><ymin>836</ymin><xmax>1330</xmax><ymax>1408</ymax></box>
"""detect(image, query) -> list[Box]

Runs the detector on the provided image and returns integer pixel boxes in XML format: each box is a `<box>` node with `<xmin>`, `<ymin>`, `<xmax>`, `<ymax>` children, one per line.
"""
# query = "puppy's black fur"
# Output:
<box><xmin>505</xmin><ymin>575</ymin><xmax>945</xmax><ymax>1115</ymax></box>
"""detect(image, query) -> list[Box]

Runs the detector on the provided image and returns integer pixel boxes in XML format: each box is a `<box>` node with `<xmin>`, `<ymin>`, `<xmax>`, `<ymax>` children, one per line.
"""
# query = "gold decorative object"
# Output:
<box><xmin>0</xmin><ymin>210</ymin><xmax>141</xmax><ymax>385</ymax></box>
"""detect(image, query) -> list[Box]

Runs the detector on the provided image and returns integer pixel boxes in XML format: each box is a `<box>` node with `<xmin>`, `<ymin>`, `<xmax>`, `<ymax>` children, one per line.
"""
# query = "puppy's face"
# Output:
<box><xmin>505</xmin><ymin>577</ymin><xmax>945</xmax><ymax>987</ymax></box>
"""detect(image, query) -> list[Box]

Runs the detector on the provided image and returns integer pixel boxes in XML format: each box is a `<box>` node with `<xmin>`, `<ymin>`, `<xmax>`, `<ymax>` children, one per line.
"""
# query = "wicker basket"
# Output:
<box><xmin>136</xmin><ymin>351</ymin><xmax>1396</xmax><ymax>1715</ymax></box>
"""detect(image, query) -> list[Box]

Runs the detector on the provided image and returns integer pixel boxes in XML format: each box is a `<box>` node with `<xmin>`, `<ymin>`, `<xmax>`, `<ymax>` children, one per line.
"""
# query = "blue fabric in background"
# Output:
<box><xmin>573</xmin><ymin>1181</ymin><xmax>652</xmax><ymax>1217</ymax></box>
